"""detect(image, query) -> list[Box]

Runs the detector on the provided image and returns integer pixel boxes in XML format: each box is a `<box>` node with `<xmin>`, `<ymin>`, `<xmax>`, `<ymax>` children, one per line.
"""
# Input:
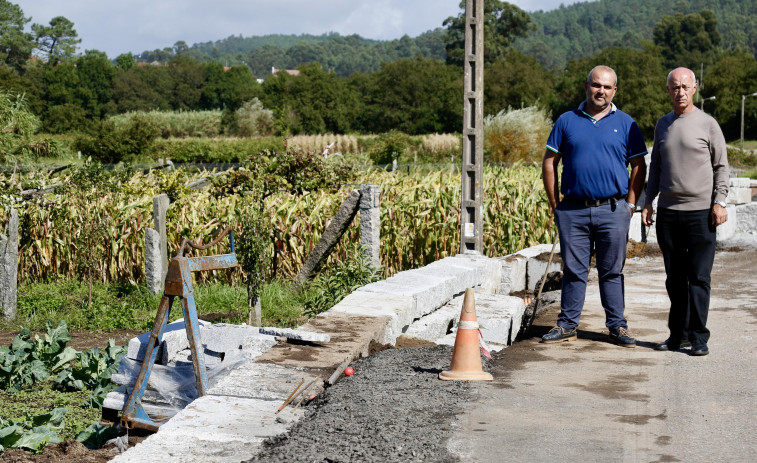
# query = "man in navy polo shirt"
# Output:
<box><xmin>541</xmin><ymin>65</ymin><xmax>648</xmax><ymax>347</ymax></box>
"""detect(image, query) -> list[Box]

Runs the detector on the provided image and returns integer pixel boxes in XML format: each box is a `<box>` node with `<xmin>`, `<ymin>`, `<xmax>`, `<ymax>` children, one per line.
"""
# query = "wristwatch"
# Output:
<box><xmin>627</xmin><ymin>202</ymin><xmax>636</xmax><ymax>210</ymax></box>
<box><xmin>714</xmin><ymin>200</ymin><xmax>727</xmax><ymax>208</ymax></box>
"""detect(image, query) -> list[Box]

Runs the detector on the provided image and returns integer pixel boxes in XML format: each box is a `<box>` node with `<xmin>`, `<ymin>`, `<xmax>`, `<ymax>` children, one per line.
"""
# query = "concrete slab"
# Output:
<box><xmin>109</xmin><ymin>395</ymin><xmax>305</xmax><ymax>463</ymax></box>
<box><xmin>208</xmin><ymin>362</ymin><xmax>322</xmax><ymax>400</ymax></box>
<box><xmin>254</xmin><ymin>313</ymin><xmax>388</xmax><ymax>371</ymax></box>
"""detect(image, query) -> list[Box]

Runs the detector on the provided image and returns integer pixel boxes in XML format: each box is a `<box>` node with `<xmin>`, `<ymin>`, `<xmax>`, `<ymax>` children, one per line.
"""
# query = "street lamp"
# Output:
<box><xmin>741</xmin><ymin>92</ymin><xmax>757</xmax><ymax>150</ymax></box>
<box><xmin>701</xmin><ymin>95</ymin><xmax>716</xmax><ymax>111</ymax></box>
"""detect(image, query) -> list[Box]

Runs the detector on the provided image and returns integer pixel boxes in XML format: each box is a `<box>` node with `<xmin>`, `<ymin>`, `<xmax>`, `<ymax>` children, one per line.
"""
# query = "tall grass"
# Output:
<box><xmin>484</xmin><ymin>106</ymin><xmax>552</xmax><ymax>163</ymax></box>
<box><xmin>109</xmin><ymin>110</ymin><xmax>223</xmax><ymax>138</ymax></box>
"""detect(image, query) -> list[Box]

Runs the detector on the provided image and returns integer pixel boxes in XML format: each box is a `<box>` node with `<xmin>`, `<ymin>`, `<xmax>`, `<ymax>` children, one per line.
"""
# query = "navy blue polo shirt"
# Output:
<box><xmin>546</xmin><ymin>102</ymin><xmax>647</xmax><ymax>201</ymax></box>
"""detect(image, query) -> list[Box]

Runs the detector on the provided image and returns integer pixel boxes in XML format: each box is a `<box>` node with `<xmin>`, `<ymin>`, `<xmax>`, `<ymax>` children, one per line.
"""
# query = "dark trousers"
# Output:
<box><xmin>554</xmin><ymin>199</ymin><xmax>632</xmax><ymax>330</ymax></box>
<box><xmin>655</xmin><ymin>208</ymin><xmax>716</xmax><ymax>346</ymax></box>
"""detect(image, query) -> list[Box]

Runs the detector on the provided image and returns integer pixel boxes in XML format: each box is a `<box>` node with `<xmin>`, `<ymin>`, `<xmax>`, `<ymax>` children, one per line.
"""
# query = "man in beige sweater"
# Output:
<box><xmin>642</xmin><ymin>67</ymin><xmax>729</xmax><ymax>357</ymax></box>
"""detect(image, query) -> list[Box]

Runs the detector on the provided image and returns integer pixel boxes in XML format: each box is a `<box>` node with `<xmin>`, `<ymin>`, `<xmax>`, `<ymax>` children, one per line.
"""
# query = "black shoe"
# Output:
<box><xmin>691</xmin><ymin>344</ymin><xmax>709</xmax><ymax>356</ymax></box>
<box><xmin>654</xmin><ymin>339</ymin><xmax>692</xmax><ymax>351</ymax></box>
<box><xmin>608</xmin><ymin>327</ymin><xmax>636</xmax><ymax>348</ymax></box>
<box><xmin>541</xmin><ymin>326</ymin><xmax>577</xmax><ymax>343</ymax></box>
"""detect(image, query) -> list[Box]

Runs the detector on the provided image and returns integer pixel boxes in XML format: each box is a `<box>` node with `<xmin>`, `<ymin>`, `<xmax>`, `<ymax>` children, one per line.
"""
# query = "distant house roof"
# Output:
<box><xmin>271</xmin><ymin>66</ymin><xmax>300</xmax><ymax>76</ymax></box>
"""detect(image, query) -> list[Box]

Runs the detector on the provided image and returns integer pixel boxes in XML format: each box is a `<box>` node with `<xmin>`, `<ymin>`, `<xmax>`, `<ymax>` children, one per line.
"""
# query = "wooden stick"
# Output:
<box><xmin>276</xmin><ymin>377</ymin><xmax>305</xmax><ymax>414</ymax></box>
<box><xmin>294</xmin><ymin>376</ymin><xmax>322</xmax><ymax>410</ymax></box>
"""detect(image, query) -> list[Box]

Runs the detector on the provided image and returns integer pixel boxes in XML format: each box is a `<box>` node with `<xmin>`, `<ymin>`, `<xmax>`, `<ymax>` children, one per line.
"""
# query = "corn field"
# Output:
<box><xmin>2</xmin><ymin>164</ymin><xmax>552</xmax><ymax>285</ymax></box>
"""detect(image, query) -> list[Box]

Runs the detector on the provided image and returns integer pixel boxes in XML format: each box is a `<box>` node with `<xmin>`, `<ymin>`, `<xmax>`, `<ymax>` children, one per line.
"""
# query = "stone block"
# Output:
<box><xmin>736</xmin><ymin>203</ymin><xmax>757</xmax><ymax>233</ymax></box>
<box><xmin>728</xmin><ymin>188</ymin><xmax>752</xmax><ymax>205</ymax></box>
<box><xmin>208</xmin><ymin>362</ymin><xmax>321</xmax><ymax>399</ymax></box>
<box><xmin>524</xmin><ymin>252</ymin><xmax>562</xmax><ymax>291</ymax></box>
<box><xmin>127</xmin><ymin>318</ymin><xmax>210</xmax><ymax>365</ymax></box>
<box><xmin>494</xmin><ymin>254</ymin><xmax>527</xmax><ymax>294</ymax></box>
<box><xmin>418</xmin><ymin>258</ymin><xmax>482</xmax><ymax>293</ymax></box>
<box><xmin>629</xmin><ymin>212</ymin><xmax>644</xmax><ymax>243</ymax></box>
<box><xmin>326</xmin><ymin>291</ymin><xmax>412</xmax><ymax>344</ymax></box>
<box><xmin>109</xmin><ymin>395</ymin><xmax>305</xmax><ymax>463</ymax></box>
<box><xmin>358</xmin><ymin>272</ymin><xmax>455</xmax><ymax>320</ymax></box>
<box><xmin>201</xmin><ymin>323</ymin><xmax>272</xmax><ymax>354</ymax></box>
<box><xmin>240</xmin><ymin>335</ymin><xmax>279</xmax><ymax>359</ymax></box>
<box><xmin>716</xmin><ymin>205</ymin><xmax>737</xmax><ymax>241</ymax></box>
<box><xmin>402</xmin><ymin>303</ymin><xmax>459</xmax><ymax>342</ymax></box>
<box><xmin>730</xmin><ymin>177</ymin><xmax>751</xmax><ymax>188</ymax></box>
<box><xmin>449</xmin><ymin>254</ymin><xmax>503</xmax><ymax>294</ymax></box>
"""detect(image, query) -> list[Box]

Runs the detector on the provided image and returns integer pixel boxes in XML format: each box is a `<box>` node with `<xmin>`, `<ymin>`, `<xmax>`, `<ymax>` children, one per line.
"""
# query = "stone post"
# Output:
<box><xmin>359</xmin><ymin>183</ymin><xmax>381</xmax><ymax>270</ymax></box>
<box><xmin>294</xmin><ymin>189</ymin><xmax>361</xmax><ymax>286</ymax></box>
<box><xmin>144</xmin><ymin>194</ymin><xmax>171</xmax><ymax>293</ymax></box>
<box><xmin>0</xmin><ymin>209</ymin><xmax>19</xmax><ymax>320</ymax></box>
<box><xmin>145</xmin><ymin>228</ymin><xmax>163</xmax><ymax>294</ymax></box>
<box><xmin>154</xmin><ymin>194</ymin><xmax>170</xmax><ymax>280</ymax></box>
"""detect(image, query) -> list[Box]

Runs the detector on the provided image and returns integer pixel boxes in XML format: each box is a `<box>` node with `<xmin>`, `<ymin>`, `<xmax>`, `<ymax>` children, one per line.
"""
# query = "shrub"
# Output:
<box><xmin>73</xmin><ymin>115</ymin><xmax>159</xmax><ymax>164</ymax></box>
<box><xmin>43</xmin><ymin>104</ymin><xmax>89</xmax><ymax>134</ymax></box>
<box><xmin>110</xmin><ymin>110</ymin><xmax>223</xmax><ymax>138</ymax></box>
<box><xmin>229</xmin><ymin>98</ymin><xmax>274</xmax><ymax>137</ymax></box>
<box><xmin>484</xmin><ymin>106</ymin><xmax>553</xmax><ymax>163</ymax></box>
<box><xmin>0</xmin><ymin>91</ymin><xmax>40</xmax><ymax>162</ymax></box>
<box><xmin>727</xmin><ymin>145</ymin><xmax>757</xmax><ymax>170</ymax></box>
<box><xmin>304</xmin><ymin>244</ymin><xmax>380</xmax><ymax>316</ymax></box>
<box><xmin>365</xmin><ymin>131</ymin><xmax>420</xmax><ymax>166</ymax></box>
<box><xmin>151</xmin><ymin>137</ymin><xmax>285</xmax><ymax>163</ymax></box>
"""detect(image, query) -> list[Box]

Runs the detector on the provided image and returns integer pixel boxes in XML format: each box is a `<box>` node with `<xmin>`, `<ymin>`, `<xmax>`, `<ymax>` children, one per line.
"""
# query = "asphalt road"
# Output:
<box><xmin>448</xmin><ymin>240</ymin><xmax>757</xmax><ymax>462</ymax></box>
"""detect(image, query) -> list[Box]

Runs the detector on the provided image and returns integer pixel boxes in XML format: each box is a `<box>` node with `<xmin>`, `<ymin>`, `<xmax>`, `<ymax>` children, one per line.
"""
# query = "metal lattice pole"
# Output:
<box><xmin>460</xmin><ymin>0</ymin><xmax>484</xmax><ymax>254</ymax></box>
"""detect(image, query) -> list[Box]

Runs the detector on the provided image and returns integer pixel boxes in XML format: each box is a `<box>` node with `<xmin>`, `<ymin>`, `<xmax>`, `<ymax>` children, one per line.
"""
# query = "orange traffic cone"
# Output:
<box><xmin>439</xmin><ymin>288</ymin><xmax>493</xmax><ymax>381</ymax></box>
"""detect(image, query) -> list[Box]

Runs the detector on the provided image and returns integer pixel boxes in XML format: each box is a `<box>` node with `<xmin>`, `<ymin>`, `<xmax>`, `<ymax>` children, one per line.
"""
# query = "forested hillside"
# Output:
<box><xmin>516</xmin><ymin>0</ymin><xmax>757</xmax><ymax>69</ymax></box>
<box><xmin>139</xmin><ymin>30</ymin><xmax>447</xmax><ymax>78</ymax></box>
<box><xmin>136</xmin><ymin>0</ymin><xmax>757</xmax><ymax>74</ymax></box>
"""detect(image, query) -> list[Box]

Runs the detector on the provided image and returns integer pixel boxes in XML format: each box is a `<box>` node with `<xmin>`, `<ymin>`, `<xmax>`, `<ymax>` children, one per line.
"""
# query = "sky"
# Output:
<box><xmin>18</xmin><ymin>0</ymin><xmax>582</xmax><ymax>59</ymax></box>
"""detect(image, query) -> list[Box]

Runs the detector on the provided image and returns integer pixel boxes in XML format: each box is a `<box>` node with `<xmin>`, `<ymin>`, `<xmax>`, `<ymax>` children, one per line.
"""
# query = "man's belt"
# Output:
<box><xmin>564</xmin><ymin>195</ymin><xmax>624</xmax><ymax>207</ymax></box>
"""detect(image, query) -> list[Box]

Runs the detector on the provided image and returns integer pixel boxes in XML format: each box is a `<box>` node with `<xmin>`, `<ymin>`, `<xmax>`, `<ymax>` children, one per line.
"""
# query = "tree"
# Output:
<box><xmin>115</xmin><ymin>52</ymin><xmax>136</xmax><ymax>70</ymax></box>
<box><xmin>0</xmin><ymin>0</ymin><xmax>34</xmax><ymax>70</ymax></box>
<box><xmin>32</xmin><ymin>15</ymin><xmax>80</xmax><ymax>62</ymax></box>
<box><xmin>443</xmin><ymin>0</ymin><xmax>533</xmax><ymax>66</ymax></box>
<box><xmin>485</xmin><ymin>49</ymin><xmax>554</xmax><ymax>115</ymax></box>
<box><xmin>357</xmin><ymin>57</ymin><xmax>461</xmax><ymax>134</ymax></box>
<box><xmin>262</xmin><ymin>63</ymin><xmax>360</xmax><ymax>135</ymax></box>
<box><xmin>75</xmin><ymin>50</ymin><xmax>115</xmax><ymax>118</ymax></box>
<box><xmin>653</xmin><ymin>10</ymin><xmax>721</xmax><ymax>70</ymax></box>
<box><xmin>706</xmin><ymin>52</ymin><xmax>757</xmax><ymax>140</ymax></box>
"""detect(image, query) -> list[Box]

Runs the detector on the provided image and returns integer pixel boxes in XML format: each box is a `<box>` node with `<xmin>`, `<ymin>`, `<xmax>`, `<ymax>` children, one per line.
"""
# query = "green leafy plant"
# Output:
<box><xmin>75</xmin><ymin>422</ymin><xmax>119</xmax><ymax>450</ymax></box>
<box><xmin>304</xmin><ymin>244</ymin><xmax>380</xmax><ymax>316</ymax></box>
<box><xmin>55</xmin><ymin>339</ymin><xmax>126</xmax><ymax>408</ymax></box>
<box><xmin>0</xmin><ymin>407</ymin><xmax>66</xmax><ymax>454</ymax></box>
<box><xmin>0</xmin><ymin>321</ymin><xmax>78</xmax><ymax>392</ymax></box>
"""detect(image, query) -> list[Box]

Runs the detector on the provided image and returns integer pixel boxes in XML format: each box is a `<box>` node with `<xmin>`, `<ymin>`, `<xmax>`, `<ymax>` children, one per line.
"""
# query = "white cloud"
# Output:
<box><xmin>18</xmin><ymin>0</ymin><xmax>581</xmax><ymax>58</ymax></box>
